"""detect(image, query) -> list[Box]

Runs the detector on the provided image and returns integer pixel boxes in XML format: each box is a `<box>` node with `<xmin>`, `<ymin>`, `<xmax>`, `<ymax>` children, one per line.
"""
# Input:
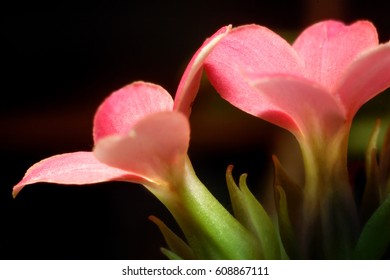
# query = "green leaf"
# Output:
<box><xmin>379</xmin><ymin>123</ymin><xmax>390</xmax><ymax>199</ymax></box>
<box><xmin>272</xmin><ymin>156</ymin><xmax>303</xmax><ymax>224</ymax></box>
<box><xmin>272</xmin><ymin>156</ymin><xmax>303</xmax><ymax>258</ymax></box>
<box><xmin>274</xmin><ymin>185</ymin><xmax>301</xmax><ymax>259</ymax></box>
<box><xmin>226</xmin><ymin>165</ymin><xmax>281</xmax><ymax>259</ymax></box>
<box><xmin>149</xmin><ymin>215</ymin><xmax>195</xmax><ymax>260</ymax></box>
<box><xmin>160</xmin><ymin>248</ymin><xmax>184</xmax><ymax>260</ymax></box>
<box><xmin>353</xmin><ymin>194</ymin><xmax>390</xmax><ymax>259</ymax></box>
<box><xmin>361</xmin><ymin>119</ymin><xmax>381</xmax><ymax>222</ymax></box>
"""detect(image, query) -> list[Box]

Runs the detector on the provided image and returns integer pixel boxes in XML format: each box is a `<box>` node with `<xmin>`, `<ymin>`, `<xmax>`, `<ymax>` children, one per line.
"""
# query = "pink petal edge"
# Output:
<box><xmin>204</xmin><ymin>24</ymin><xmax>304</xmax><ymax>118</ymax></box>
<box><xmin>174</xmin><ymin>25</ymin><xmax>231</xmax><ymax>116</ymax></box>
<box><xmin>249</xmin><ymin>75</ymin><xmax>346</xmax><ymax>139</ymax></box>
<box><xmin>336</xmin><ymin>42</ymin><xmax>390</xmax><ymax>120</ymax></box>
<box><xmin>293</xmin><ymin>20</ymin><xmax>378</xmax><ymax>91</ymax></box>
<box><xmin>94</xmin><ymin>111</ymin><xmax>190</xmax><ymax>189</ymax></box>
<box><xmin>93</xmin><ymin>81</ymin><xmax>174</xmax><ymax>143</ymax></box>
<box><xmin>13</xmin><ymin>151</ymin><xmax>139</xmax><ymax>197</ymax></box>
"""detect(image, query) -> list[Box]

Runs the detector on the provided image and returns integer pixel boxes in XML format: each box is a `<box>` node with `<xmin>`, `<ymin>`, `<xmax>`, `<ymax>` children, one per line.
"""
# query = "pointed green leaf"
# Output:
<box><xmin>160</xmin><ymin>248</ymin><xmax>184</xmax><ymax>260</ymax></box>
<box><xmin>379</xmin><ymin>123</ymin><xmax>390</xmax><ymax>199</ymax></box>
<box><xmin>361</xmin><ymin>119</ymin><xmax>381</xmax><ymax>221</ymax></box>
<box><xmin>225</xmin><ymin>165</ymin><xmax>244</xmax><ymax>220</ymax></box>
<box><xmin>272</xmin><ymin>156</ymin><xmax>303</xmax><ymax>259</ymax></box>
<box><xmin>226</xmin><ymin>165</ymin><xmax>281</xmax><ymax>259</ymax></box>
<box><xmin>272</xmin><ymin>156</ymin><xmax>303</xmax><ymax>224</ymax></box>
<box><xmin>275</xmin><ymin>185</ymin><xmax>301</xmax><ymax>259</ymax></box>
<box><xmin>353</xmin><ymin>194</ymin><xmax>390</xmax><ymax>259</ymax></box>
<box><xmin>149</xmin><ymin>215</ymin><xmax>195</xmax><ymax>260</ymax></box>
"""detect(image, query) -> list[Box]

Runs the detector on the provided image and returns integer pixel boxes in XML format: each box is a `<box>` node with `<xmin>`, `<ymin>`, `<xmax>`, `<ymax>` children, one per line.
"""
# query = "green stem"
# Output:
<box><xmin>299</xmin><ymin>126</ymin><xmax>359</xmax><ymax>259</ymax></box>
<box><xmin>147</xmin><ymin>157</ymin><xmax>260</xmax><ymax>259</ymax></box>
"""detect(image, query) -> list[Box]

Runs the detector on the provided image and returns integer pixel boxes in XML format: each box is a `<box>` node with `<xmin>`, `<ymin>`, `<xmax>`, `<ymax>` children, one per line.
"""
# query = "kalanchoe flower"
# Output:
<box><xmin>13</xmin><ymin>82</ymin><xmax>180</xmax><ymax>196</ymax></box>
<box><xmin>205</xmin><ymin>20</ymin><xmax>390</xmax><ymax>138</ymax></box>
<box><xmin>205</xmin><ymin>20</ymin><xmax>390</xmax><ymax>258</ymax></box>
<box><xmin>13</xmin><ymin>21</ymin><xmax>230</xmax><ymax>197</ymax></box>
<box><xmin>13</xmin><ymin>26</ymin><xmax>261</xmax><ymax>259</ymax></box>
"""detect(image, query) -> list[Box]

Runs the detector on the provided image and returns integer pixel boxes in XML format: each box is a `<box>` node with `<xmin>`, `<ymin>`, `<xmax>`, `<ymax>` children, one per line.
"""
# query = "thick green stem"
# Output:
<box><xmin>298</xmin><ymin>125</ymin><xmax>359</xmax><ymax>259</ymax></box>
<box><xmin>147</xmin><ymin>157</ymin><xmax>260</xmax><ymax>259</ymax></box>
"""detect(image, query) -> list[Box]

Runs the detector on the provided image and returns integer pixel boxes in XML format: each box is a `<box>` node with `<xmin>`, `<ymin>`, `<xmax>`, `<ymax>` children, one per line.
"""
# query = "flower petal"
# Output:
<box><xmin>336</xmin><ymin>42</ymin><xmax>390</xmax><ymax>120</ymax></box>
<box><xmin>13</xmin><ymin>151</ymin><xmax>137</xmax><ymax>197</ymax></box>
<box><xmin>174</xmin><ymin>25</ymin><xmax>231</xmax><ymax>116</ymax></box>
<box><xmin>204</xmin><ymin>24</ymin><xmax>303</xmax><ymax>117</ymax></box>
<box><xmin>94</xmin><ymin>112</ymin><xmax>190</xmax><ymax>188</ymax></box>
<box><xmin>93</xmin><ymin>81</ymin><xmax>173</xmax><ymax>143</ymax></box>
<box><xmin>293</xmin><ymin>20</ymin><xmax>378</xmax><ymax>91</ymax></box>
<box><xmin>249</xmin><ymin>75</ymin><xmax>345</xmax><ymax>138</ymax></box>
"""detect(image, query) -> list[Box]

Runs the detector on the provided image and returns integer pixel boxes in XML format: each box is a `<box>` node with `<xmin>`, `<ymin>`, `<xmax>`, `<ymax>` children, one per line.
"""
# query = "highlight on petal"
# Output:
<box><xmin>249</xmin><ymin>75</ymin><xmax>345</xmax><ymax>138</ymax></box>
<box><xmin>336</xmin><ymin>42</ymin><xmax>390</xmax><ymax>120</ymax></box>
<box><xmin>13</xmin><ymin>152</ymin><xmax>138</xmax><ymax>197</ymax></box>
<box><xmin>93</xmin><ymin>81</ymin><xmax>174</xmax><ymax>143</ymax></box>
<box><xmin>94</xmin><ymin>111</ymin><xmax>190</xmax><ymax>188</ymax></box>
<box><xmin>174</xmin><ymin>25</ymin><xmax>231</xmax><ymax>116</ymax></box>
<box><xmin>204</xmin><ymin>24</ymin><xmax>304</xmax><ymax>119</ymax></box>
<box><xmin>293</xmin><ymin>20</ymin><xmax>378</xmax><ymax>90</ymax></box>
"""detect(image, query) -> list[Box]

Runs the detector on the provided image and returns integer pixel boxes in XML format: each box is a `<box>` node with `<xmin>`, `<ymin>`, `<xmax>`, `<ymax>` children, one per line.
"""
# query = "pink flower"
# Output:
<box><xmin>13</xmin><ymin>26</ymin><xmax>262</xmax><ymax>260</ymax></box>
<box><xmin>204</xmin><ymin>20</ymin><xmax>390</xmax><ymax>141</ymax></box>
<box><xmin>13</xmin><ymin>26</ymin><xmax>230</xmax><ymax>197</ymax></box>
<box><xmin>204</xmin><ymin>20</ymin><xmax>390</xmax><ymax>259</ymax></box>
<box><xmin>13</xmin><ymin>82</ymin><xmax>187</xmax><ymax>196</ymax></box>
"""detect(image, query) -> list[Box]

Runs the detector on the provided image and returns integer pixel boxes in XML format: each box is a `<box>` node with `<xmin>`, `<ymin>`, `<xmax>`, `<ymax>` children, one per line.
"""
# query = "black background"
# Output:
<box><xmin>1</xmin><ymin>0</ymin><xmax>389</xmax><ymax>259</ymax></box>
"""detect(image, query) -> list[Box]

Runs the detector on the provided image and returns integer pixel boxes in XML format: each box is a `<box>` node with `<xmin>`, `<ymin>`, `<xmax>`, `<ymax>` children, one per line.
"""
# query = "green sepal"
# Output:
<box><xmin>361</xmin><ymin>119</ymin><xmax>381</xmax><ymax>221</ymax></box>
<box><xmin>274</xmin><ymin>185</ymin><xmax>301</xmax><ymax>259</ymax></box>
<box><xmin>225</xmin><ymin>165</ymin><xmax>281</xmax><ymax>259</ymax></box>
<box><xmin>379</xmin><ymin>123</ymin><xmax>390</xmax><ymax>199</ymax></box>
<box><xmin>272</xmin><ymin>156</ymin><xmax>303</xmax><ymax>224</ymax></box>
<box><xmin>149</xmin><ymin>215</ymin><xmax>195</xmax><ymax>260</ymax></box>
<box><xmin>160</xmin><ymin>248</ymin><xmax>184</xmax><ymax>260</ymax></box>
<box><xmin>353</xmin><ymin>193</ymin><xmax>390</xmax><ymax>259</ymax></box>
<box><xmin>272</xmin><ymin>156</ymin><xmax>303</xmax><ymax>259</ymax></box>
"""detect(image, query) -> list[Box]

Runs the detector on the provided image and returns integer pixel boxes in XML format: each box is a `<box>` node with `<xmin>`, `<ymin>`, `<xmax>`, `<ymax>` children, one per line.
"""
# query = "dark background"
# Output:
<box><xmin>1</xmin><ymin>0</ymin><xmax>389</xmax><ymax>259</ymax></box>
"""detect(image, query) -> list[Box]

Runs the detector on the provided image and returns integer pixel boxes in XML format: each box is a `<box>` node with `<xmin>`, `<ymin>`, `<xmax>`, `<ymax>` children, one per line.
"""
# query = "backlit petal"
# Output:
<box><xmin>336</xmin><ymin>42</ymin><xmax>390</xmax><ymax>120</ymax></box>
<box><xmin>205</xmin><ymin>24</ymin><xmax>303</xmax><ymax>117</ymax></box>
<box><xmin>13</xmin><ymin>152</ymin><xmax>137</xmax><ymax>197</ymax></box>
<box><xmin>293</xmin><ymin>20</ymin><xmax>378</xmax><ymax>91</ymax></box>
<box><xmin>93</xmin><ymin>81</ymin><xmax>173</xmax><ymax>143</ymax></box>
<box><xmin>249</xmin><ymin>75</ymin><xmax>345</xmax><ymax>138</ymax></box>
<box><xmin>174</xmin><ymin>25</ymin><xmax>231</xmax><ymax>116</ymax></box>
<box><xmin>94</xmin><ymin>112</ymin><xmax>190</xmax><ymax>188</ymax></box>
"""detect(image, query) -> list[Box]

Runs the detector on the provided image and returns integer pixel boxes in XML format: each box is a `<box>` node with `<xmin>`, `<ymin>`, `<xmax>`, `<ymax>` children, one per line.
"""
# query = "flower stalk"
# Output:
<box><xmin>147</xmin><ymin>158</ymin><xmax>259</xmax><ymax>259</ymax></box>
<box><xmin>299</xmin><ymin>125</ymin><xmax>359</xmax><ymax>259</ymax></box>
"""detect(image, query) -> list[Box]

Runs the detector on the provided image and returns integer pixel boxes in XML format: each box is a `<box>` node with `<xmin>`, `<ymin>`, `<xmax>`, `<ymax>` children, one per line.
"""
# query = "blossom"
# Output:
<box><xmin>13</xmin><ymin>82</ymin><xmax>181</xmax><ymax>195</ymax></box>
<box><xmin>205</xmin><ymin>20</ymin><xmax>390</xmax><ymax>140</ymax></box>
<box><xmin>204</xmin><ymin>20</ymin><xmax>390</xmax><ymax>259</ymax></box>
<box><xmin>13</xmin><ymin>26</ymin><xmax>261</xmax><ymax>260</ymax></box>
<box><xmin>13</xmin><ymin>25</ymin><xmax>230</xmax><ymax>197</ymax></box>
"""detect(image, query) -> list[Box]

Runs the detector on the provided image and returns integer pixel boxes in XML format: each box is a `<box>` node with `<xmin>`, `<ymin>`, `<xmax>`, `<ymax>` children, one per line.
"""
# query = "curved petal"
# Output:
<box><xmin>94</xmin><ymin>112</ymin><xmax>190</xmax><ymax>189</ymax></box>
<box><xmin>249</xmin><ymin>75</ymin><xmax>345</xmax><ymax>139</ymax></box>
<box><xmin>293</xmin><ymin>20</ymin><xmax>378</xmax><ymax>91</ymax></box>
<box><xmin>174</xmin><ymin>25</ymin><xmax>231</xmax><ymax>116</ymax></box>
<box><xmin>336</xmin><ymin>42</ymin><xmax>390</xmax><ymax>120</ymax></box>
<box><xmin>204</xmin><ymin>24</ymin><xmax>304</xmax><ymax>117</ymax></box>
<box><xmin>13</xmin><ymin>151</ymin><xmax>138</xmax><ymax>197</ymax></box>
<box><xmin>93</xmin><ymin>81</ymin><xmax>174</xmax><ymax>143</ymax></box>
